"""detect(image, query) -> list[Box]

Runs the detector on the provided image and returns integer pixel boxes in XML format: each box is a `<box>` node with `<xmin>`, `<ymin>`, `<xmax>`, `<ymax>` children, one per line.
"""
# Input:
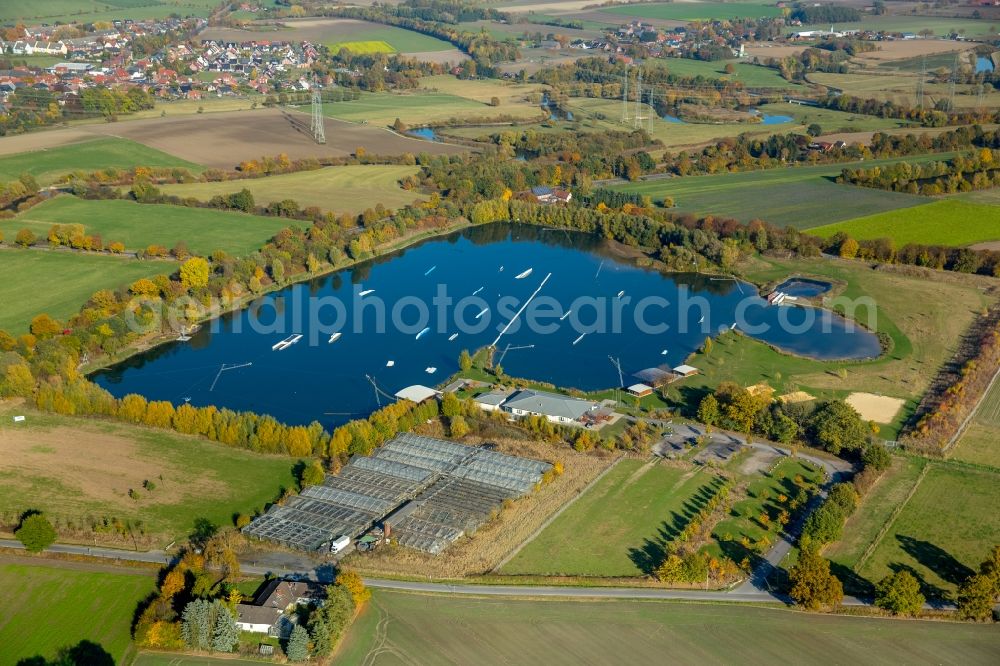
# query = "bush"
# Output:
<box><xmin>875</xmin><ymin>570</ymin><xmax>925</xmax><ymax>616</ymax></box>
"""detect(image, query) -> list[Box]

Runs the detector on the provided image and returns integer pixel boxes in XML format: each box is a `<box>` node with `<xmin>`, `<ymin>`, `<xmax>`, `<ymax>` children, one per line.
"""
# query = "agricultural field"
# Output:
<box><xmin>321</xmin><ymin>88</ymin><xmax>543</xmax><ymax>127</ymax></box>
<box><xmin>851</xmin><ymin>463</ymin><xmax>1000</xmax><ymax>599</ymax></box>
<box><xmin>666</xmin><ymin>255</ymin><xmax>995</xmax><ymax>439</ymax></box>
<box><xmin>0</xmin><ymin>137</ymin><xmax>202</xmax><ymax>185</ymax></box>
<box><xmin>201</xmin><ymin>18</ymin><xmax>455</xmax><ymax>54</ymax></box>
<box><xmin>808</xmin><ymin>71</ymin><xmax>996</xmax><ymax>109</ymax></box>
<box><xmin>0</xmin><ymin>0</ymin><xmax>219</xmax><ymax>23</ymax></box>
<box><xmin>612</xmin><ymin>156</ymin><xmax>936</xmax><ymax>228</ymax></box>
<box><xmin>420</xmin><ymin>74</ymin><xmax>546</xmax><ymax>107</ymax></box>
<box><xmin>502</xmin><ymin>460</ymin><xmax>726</xmax><ymax>577</ymax></box>
<box><xmin>329</xmin><ymin>40</ymin><xmax>396</xmax><ymax>54</ymax></box>
<box><xmin>951</xmin><ymin>375</ymin><xmax>1000</xmax><ymax>467</ymax></box>
<box><xmin>602</xmin><ymin>1</ymin><xmax>783</xmax><ymax>21</ymax></box>
<box><xmin>809</xmin><ymin>200</ymin><xmax>1000</xmax><ymax>247</ymax></box>
<box><xmin>852</xmin><ymin>15</ymin><xmax>999</xmax><ymax>39</ymax></box>
<box><xmin>0</xmin><ymin>249</ymin><xmax>170</xmax><ymax>334</ymax></box>
<box><xmin>160</xmin><ymin>165</ymin><xmax>424</xmax><ymax>214</ymax></box>
<box><xmin>14</xmin><ymin>196</ymin><xmax>294</xmax><ymax>256</ymax></box>
<box><xmin>350</xmin><ymin>589</ymin><xmax>1000</xmax><ymax>664</ymax></box>
<box><xmin>0</xmin><ymin>560</ymin><xmax>155</xmax><ymax>665</ymax></box>
<box><xmin>37</xmin><ymin>108</ymin><xmax>466</xmax><ymax>170</ymax></box>
<box><xmin>0</xmin><ymin>402</ymin><xmax>298</xmax><ymax>546</ymax></box>
<box><xmin>756</xmin><ymin>102</ymin><xmax>911</xmax><ymax>135</ymax></box>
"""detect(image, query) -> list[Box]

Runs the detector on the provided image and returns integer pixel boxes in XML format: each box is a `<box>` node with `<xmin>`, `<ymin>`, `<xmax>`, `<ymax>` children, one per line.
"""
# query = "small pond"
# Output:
<box><xmin>976</xmin><ymin>56</ymin><xmax>994</xmax><ymax>73</ymax></box>
<box><xmin>662</xmin><ymin>114</ymin><xmax>686</xmax><ymax>124</ymax></box>
<box><xmin>774</xmin><ymin>277</ymin><xmax>833</xmax><ymax>299</ymax></box>
<box><xmin>407</xmin><ymin>127</ymin><xmax>440</xmax><ymax>142</ymax></box>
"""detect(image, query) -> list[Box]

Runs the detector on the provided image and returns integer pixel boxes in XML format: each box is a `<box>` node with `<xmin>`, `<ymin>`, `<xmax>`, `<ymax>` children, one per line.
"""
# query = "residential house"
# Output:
<box><xmin>530</xmin><ymin>186</ymin><xmax>572</xmax><ymax>204</ymax></box>
<box><xmin>502</xmin><ymin>389</ymin><xmax>600</xmax><ymax>425</ymax></box>
<box><xmin>235</xmin><ymin>579</ymin><xmax>326</xmax><ymax>638</ymax></box>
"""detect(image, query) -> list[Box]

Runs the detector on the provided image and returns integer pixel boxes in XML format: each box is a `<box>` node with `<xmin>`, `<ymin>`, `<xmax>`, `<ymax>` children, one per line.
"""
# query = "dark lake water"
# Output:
<box><xmin>775</xmin><ymin>277</ymin><xmax>833</xmax><ymax>298</ymax></box>
<box><xmin>92</xmin><ymin>225</ymin><xmax>880</xmax><ymax>428</ymax></box>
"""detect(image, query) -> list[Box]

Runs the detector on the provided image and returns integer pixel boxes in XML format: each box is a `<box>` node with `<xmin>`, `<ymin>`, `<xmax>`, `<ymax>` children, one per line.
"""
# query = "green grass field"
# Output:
<box><xmin>824</xmin><ymin>456</ymin><xmax>927</xmax><ymax>594</ymax></box>
<box><xmin>324</xmin><ymin>25</ymin><xmax>453</xmax><ymax>53</ymax></box>
<box><xmin>0</xmin><ymin>249</ymin><xmax>171</xmax><ymax>333</ymax></box>
<box><xmin>0</xmin><ymin>403</ymin><xmax>298</xmax><ymax>544</ymax></box>
<box><xmin>853</xmin><ymin>463</ymin><xmax>1000</xmax><ymax>599</ymax></box>
<box><xmin>502</xmin><ymin>460</ymin><xmax>724</xmax><ymax>577</ymax></box>
<box><xmin>664</xmin><ymin>255</ymin><xmax>993</xmax><ymax>439</ymax></box>
<box><xmin>0</xmin><ymin>561</ymin><xmax>155</xmax><ymax>664</ymax></box>
<box><xmin>0</xmin><ymin>0</ymin><xmax>220</xmax><ymax>23</ymax></box>
<box><xmin>603</xmin><ymin>1</ymin><xmax>783</xmax><ymax>21</ymax></box>
<box><xmin>14</xmin><ymin>196</ymin><xmax>294</xmax><ymax>256</ymax></box>
<box><xmin>647</xmin><ymin>58</ymin><xmax>804</xmax><ymax>90</ymax></box>
<box><xmin>853</xmin><ymin>15</ymin><xmax>998</xmax><ymax>38</ymax></box>
<box><xmin>329</xmin><ymin>39</ymin><xmax>396</xmax><ymax>54</ymax></box>
<box><xmin>809</xmin><ymin>200</ymin><xmax>1000</xmax><ymax>247</ymax></box>
<box><xmin>0</xmin><ymin>138</ymin><xmax>202</xmax><ymax>185</ymax></box>
<box><xmin>758</xmin><ymin>102</ymin><xmax>911</xmax><ymax>134</ymax></box>
<box><xmin>807</xmin><ymin>72</ymin><xmax>993</xmax><ymax>109</ymax></box>
<box><xmin>160</xmin><ymin>165</ymin><xmax>424</xmax><ymax>214</ymax></box>
<box><xmin>613</xmin><ymin>156</ymin><xmax>938</xmax><ymax>228</ymax></box>
<box><xmin>351</xmin><ymin>589</ymin><xmax>1000</xmax><ymax>664</ymax></box>
<box><xmin>951</xmin><ymin>375</ymin><xmax>1000</xmax><ymax>467</ymax></box>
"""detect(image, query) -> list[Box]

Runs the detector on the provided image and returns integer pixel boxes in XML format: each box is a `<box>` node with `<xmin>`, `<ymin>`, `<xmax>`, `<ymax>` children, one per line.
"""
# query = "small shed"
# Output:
<box><xmin>627</xmin><ymin>383</ymin><xmax>653</xmax><ymax>397</ymax></box>
<box><xmin>673</xmin><ymin>364</ymin><xmax>699</xmax><ymax>378</ymax></box>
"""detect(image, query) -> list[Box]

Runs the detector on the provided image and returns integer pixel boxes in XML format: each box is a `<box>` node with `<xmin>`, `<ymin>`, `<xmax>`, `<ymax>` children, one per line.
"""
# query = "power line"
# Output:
<box><xmin>310</xmin><ymin>85</ymin><xmax>325</xmax><ymax>145</ymax></box>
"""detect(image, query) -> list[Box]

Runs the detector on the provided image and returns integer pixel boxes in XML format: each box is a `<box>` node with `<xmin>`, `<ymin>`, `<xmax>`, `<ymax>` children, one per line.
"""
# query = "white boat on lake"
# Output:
<box><xmin>328</xmin><ymin>332</ymin><xmax>342</xmax><ymax>343</ymax></box>
<box><xmin>359</xmin><ymin>289</ymin><xmax>375</xmax><ymax>297</ymax></box>
<box><xmin>386</xmin><ymin>360</ymin><xmax>395</xmax><ymax>367</ymax></box>
<box><xmin>475</xmin><ymin>307</ymin><xmax>489</xmax><ymax>319</ymax></box>
<box><xmin>473</xmin><ymin>287</ymin><xmax>483</xmax><ymax>296</ymax></box>
<box><xmin>272</xmin><ymin>333</ymin><xmax>302</xmax><ymax>351</ymax></box>
<box><xmin>559</xmin><ymin>310</ymin><xmax>571</xmax><ymax>321</ymax></box>
<box><xmin>573</xmin><ymin>333</ymin><xmax>585</xmax><ymax>345</ymax></box>
<box><xmin>515</xmin><ymin>268</ymin><xmax>533</xmax><ymax>279</ymax></box>
<box><xmin>448</xmin><ymin>333</ymin><xmax>459</xmax><ymax>341</ymax></box>
<box><xmin>617</xmin><ymin>290</ymin><xmax>625</xmax><ymax>298</ymax></box>
<box><xmin>425</xmin><ymin>367</ymin><xmax>437</xmax><ymax>373</ymax></box>
<box><xmin>416</xmin><ymin>327</ymin><xmax>430</xmax><ymax>340</ymax></box>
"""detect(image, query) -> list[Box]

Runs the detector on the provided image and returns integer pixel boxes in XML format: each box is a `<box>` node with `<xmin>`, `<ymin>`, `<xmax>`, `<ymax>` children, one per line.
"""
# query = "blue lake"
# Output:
<box><xmin>92</xmin><ymin>225</ymin><xmax>881</xmax><ymax>428</ymax></box>
<box><xmin>407</xmin><ymin>127</ymin><xmax>440</xmax><ymax>142</ymax></box>
<box><xmin>977</xmin><ymin>56</ymin><xmax>994</xmax><ymax>73</ymax></box>
<box><xmin>776</xmin><ymin>277</ymin><xmax>833</xmax><ymax>298</ymax></box>
<box><xmin>662</xmin><ymin>114</ymin><xmax>686</xmax><ymax>124</ymax></box>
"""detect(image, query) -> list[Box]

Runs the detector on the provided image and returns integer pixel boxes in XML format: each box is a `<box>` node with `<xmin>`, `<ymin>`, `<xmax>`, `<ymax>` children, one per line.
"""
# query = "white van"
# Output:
<box><xmin>330</xmin><ymin>535</ymin><xmax>351</xmax><ymax>554</ymax></box>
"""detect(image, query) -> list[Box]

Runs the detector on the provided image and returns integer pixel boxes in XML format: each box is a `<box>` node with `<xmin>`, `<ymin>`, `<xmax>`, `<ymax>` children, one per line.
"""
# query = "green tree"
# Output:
<box><xmin>14</xmin><ymin>513</ymin><xmax>56</xmax><ymax>552</ymax></box>
<box><xmin>788</xmin><ymin>543</ymin><xmax>843</xmax><ymax>610</ymax></box>
<box><xmin>703</xmin><ymin>336</ymin><xmax>713</xmax><ymax>354</ymax></box>
<box><xmin>875</xmin><ymin>570</ymin><xmax>925</xmax><ymax>616</ymax></box>
<box><xmin>957</xmin><ymin>573</ymin><xmax>997</xmax><ymax>621</ymax></box>
<box><xmin>15</xmin><ymin>228</ymin><xmax>36</xmax><ymax>247</ymax></box>
<box><xmin>809</xmin><ymin>400</ymin><xmax>868</xmax><ymax>454</ymax></box>
<box><xmin>300</xmin><ymin>460</ymin><xmax>325</xmax><ymax>488</ymax></box>
<box><xmin>861</xmin><ymin>442</ymin><xmax>891</xmax><ymax>472</ymax></box>
<box><xmin>806</xmin><ymin>123</ymin><xmax>823</xmax><ymax>137</ymax></box>
<box><xmin>802</xmin><ymin>501</ymin><xmax>845</xmax><ymax>545</ymax></box>
<box><xmin>211</xmin><ymin>603</ymin><xmax>239</xmax><ymax>652</ymax></box>
<box><xmin>450</xmin><ymin>414</ymin><xmax>470</xmax><ymax>438</ymax></box>
<box><xmin>309</xmin><ymin>615</ymin><xmax>333</xmax><ymax>656</ymax></box>
<box><xmin>458</xmin><ymin>349</ymin><xmax>473</xmax><ymax>371</ymax></box>
<box><xmin>285</xmin><ymin>623</ymin><xmax>309</xmax><ymax>661</ymax></box>
<box><xmin>697</xmin><ymin>393</ymin><xmax>720</xmax><ymax>426</ymax></box>
<box><xmin>839</xmin><ymin>237</ymin><xmax>859</xmax><ymax>259</ymax></box>
<box><xmin>441</xmin><ymin>392</ymin><xmax>461</xmax><ymax>417</ymax></box>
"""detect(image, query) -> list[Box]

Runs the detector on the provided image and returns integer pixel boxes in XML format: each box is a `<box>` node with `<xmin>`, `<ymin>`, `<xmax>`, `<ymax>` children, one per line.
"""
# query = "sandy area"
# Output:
<box><xmin>81</xmin><ymin>108</ymin><xmax>466</xmax><ymax>168</ymax></box>
<box><xmin>845</xmin><ymin>392</ymin><xmax>905</xmax><ymax>424</ymax></box>
<box><xmin>778</xmin><ymin>390</ymin><xmax>816</xmax><ymax>404</ymax></box>
<box><xmin>745</xmin><ymin>44</ymin><xmax>811</xmax><ymax>60</ymax></box>
<box><xmin>969</xmin><ymin>240</ymin><xmax>1000</xmax><ymax>251</ymax></box>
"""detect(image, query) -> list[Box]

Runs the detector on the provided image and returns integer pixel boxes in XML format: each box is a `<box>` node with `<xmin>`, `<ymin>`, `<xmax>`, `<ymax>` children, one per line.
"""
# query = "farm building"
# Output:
<box><xmin>673</xmin><ymin>364</ymin><xmax>699</xmax><ymax>378</ymax></box>
<box><xmin>502</xmin><ymin>388</ymin><xmax>599</xmax><ymax>425</ymax></box>
<box><xmin>627</xmin><ymin>383</ymin><xmax>653</xmax><ymax>397</ymax></box>
<box><xmin>473</xmin><ymin>389</ymin><xmax>511</xmax><ymax>412</ymax></box>
<box><xmin>242</xmin><ymin>433</ymin><xmax>551</xmax><ymax>555</ymax></box>
<box><xmin>235</xmin><ymin>579</ymin><xmax>325</xmax><ymax>638</ymax></box>
<box><xmin>394</xmin><ymin>384</ymin><xmax>440</xmax><ymax>403</ymax></box>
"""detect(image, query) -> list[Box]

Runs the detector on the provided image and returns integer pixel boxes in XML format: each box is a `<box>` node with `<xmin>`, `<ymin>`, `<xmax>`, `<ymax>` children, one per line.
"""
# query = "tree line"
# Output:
<box><xmin>838</xmin><ymin>148</ymin><xmax>1000</xmax><ymax>195</ymax></box>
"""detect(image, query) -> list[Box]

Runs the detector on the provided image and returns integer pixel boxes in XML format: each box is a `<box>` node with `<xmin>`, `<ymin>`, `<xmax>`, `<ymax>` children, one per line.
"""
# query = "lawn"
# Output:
<box><xmin>160</xmin><ymin>165</ymin><xmax>424</xmax><ymax>214</ymax></box>
<box><xmin>854</xmin><ymin>463</ymin><xmax>1000</xmax><ymax>599</ymax></box>
<box><xmin>14</xmin><ymin>196</ymin><xmax>295</xmax><ymax>256</ymax></box>
<box><xmin>757</xmin><ymin>102</ymin><xmax>910</xmax><ymax>134</ymax></box>
<box><xmin>807</xmin><ymin>72</ymin><xmax>992</xmax><ymax>109</ymax></box>
<box><xmin>603</xmin><ymin>1</ymin><xmax>783</xmax><ymax>21</ymax></box>
<box><xmin>502</xmin><ymin>460</ymin><xmax>725</xmax><ymax>577</ymax></box>
<box><xmin>662</xmin><ymin>255</ymin><xmax>993</xmax><ymax>439</ymax></box>
<box><xmin>0</xmin><ymin>138</ymin><xmax>202</xmax><ymax>185</ymax></box>
<box><xmin>809</xmin><ymin>200</ymin><xmax>1000</xmax><ymax>247</ymax></box>
<box><xmin>0</xmin><ymin>248</ymin><xmax>171</xmax><ymax>333</ymax></box>
<box><xmin>351</xmin><ymin>589</ymin><xmax>1000</xmax><ymax>664</ymax></box>
<box><xmin>951</xmin><ymin>374</ymin><xmax>1000</xmax><ymax>467</ymax></box>
<box><xmin>852</xmin><ymin>15</ymin><xmax>998</xmax><ymax>39</ymax></box>
<box><xmin>324</xmin><ymin>25</ymin><xmax>453</xmax><ymax>53</ymax></box>
<box><xmin>0</xmin><ymin>403</ymin><xmax>298</xmax><ymax>545</ymax></box>
<box><xmin>0</xmin><ymin>561</ymin><xmax>155</xmax><ymax>665</ymax></box>
<box><xmin>612</xmin><ymin>156</ymin><xmax>938</xmax><ymax>228</ymax></box>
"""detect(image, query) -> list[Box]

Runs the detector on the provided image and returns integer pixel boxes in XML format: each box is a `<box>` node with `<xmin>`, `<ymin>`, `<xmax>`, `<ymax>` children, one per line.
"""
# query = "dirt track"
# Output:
<box><xmin>83</xmin><ymin>108</ymin><xmax>466</xmax><ymax>168</ymax></box>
